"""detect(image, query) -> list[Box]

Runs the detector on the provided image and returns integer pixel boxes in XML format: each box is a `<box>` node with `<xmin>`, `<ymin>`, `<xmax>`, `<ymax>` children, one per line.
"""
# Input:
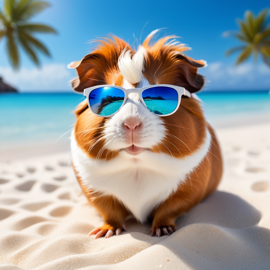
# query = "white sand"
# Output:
<box><xmin>0</xmin><ymin>123</ymin><xmax>270</xmax><ymax>270</ymax></box>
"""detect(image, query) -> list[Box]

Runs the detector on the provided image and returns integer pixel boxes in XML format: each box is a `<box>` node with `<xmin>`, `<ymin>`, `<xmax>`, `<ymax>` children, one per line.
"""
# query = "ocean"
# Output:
<box><xmin>1</xmin><ymin>91</ymin><xmax>270</xmax><ymax>153</ymax></box>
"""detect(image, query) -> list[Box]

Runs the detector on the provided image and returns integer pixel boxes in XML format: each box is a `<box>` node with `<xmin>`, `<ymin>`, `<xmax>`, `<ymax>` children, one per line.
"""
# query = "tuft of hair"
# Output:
<box><xmin>69</xmin><ymin>30</ymin><xmax>206</xmax><ymax>93</ymax></box>
<box><xmin>118</xmin><ymin>46</ymin><xmax>147</xmax><ymax>84</ymax></box>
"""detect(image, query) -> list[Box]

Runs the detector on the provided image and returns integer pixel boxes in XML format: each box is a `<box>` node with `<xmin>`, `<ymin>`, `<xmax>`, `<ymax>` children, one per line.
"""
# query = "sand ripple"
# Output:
<box><xmin>0</xmin><ymin>124</ymin><xmax>270</xmax><ymax>269</ymax></box>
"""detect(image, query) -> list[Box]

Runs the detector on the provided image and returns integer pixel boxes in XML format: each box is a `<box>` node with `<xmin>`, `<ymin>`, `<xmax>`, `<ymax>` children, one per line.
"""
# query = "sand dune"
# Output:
<box><xmin>0</xmin><ymin>123</ymin><xmax>270</xmax><ymax>270</ymax></box>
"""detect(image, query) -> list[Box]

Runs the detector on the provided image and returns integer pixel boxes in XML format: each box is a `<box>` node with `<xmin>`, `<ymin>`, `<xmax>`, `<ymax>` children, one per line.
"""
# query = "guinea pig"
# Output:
<box><xmin>69</xmin><ymin>30</ymin><xmax>223</xmax><ymax>238</ymax></box>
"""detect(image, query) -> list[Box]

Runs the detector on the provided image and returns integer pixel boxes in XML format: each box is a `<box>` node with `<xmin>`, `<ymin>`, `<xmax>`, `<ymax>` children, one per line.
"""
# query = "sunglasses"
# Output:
<box><xmin>83</xmin><ymin>84</ymin><xmax>191</xmax><ymax>117</ymax></box>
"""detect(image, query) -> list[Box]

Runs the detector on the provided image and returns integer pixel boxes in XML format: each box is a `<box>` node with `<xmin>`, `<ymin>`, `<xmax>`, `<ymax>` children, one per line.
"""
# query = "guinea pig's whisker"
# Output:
<box><xmin>159</xmin><ymin>141</ymin><xmax>173</xmax><ymax>158</ymax></box>
<box><xmin>75</xmin><ymin>127</ymin><xmax>105</xmax><ymax>136</ymax></box>
<box><xmin>207</xmin><ymin>149</ymin><xmax>221</xmax><ymax>163</ymax></box>
<box><xmin>95</xmin><ymin>139</ymin><xmax>114</xmax><ymax>166</ymax></box>
<box><xmin>54</xmin><ymin>127</ymin><xmax>74</xmax><ymax>146</ymax></box>
<box><xmin>158</xmin><ymin>71</ymin><xmax>176</xmax><ymax>80</ymax></box>
<box><xmin>105</xmin><ymin>142</ymin><xmax>113</xmax><ymax>162</ymax></box>
<box><xmin>153</xmin><ymin>144</ymin><xmax>163</xmax><ymax>155</ymax></box>
<box><xmin>86</xmin><ymin>77</ymin><xmax>104</xmax><ymax>82</ymax></box>
<box><xmin>87</xmin><ymin>136</ymin><xmax>107</xmax><ymax>153</ymax></box>
<box><xmin>164</xmin><ymin>123</ymin><xmax>191</xmax><ymax>131</ymax></box>
<box><xmin>87</xmin><ymin>133</ymin><xmax>114</xmax><ymax>151</ymax></box>
<box><xmin>162</xmin><ymin>138</ymin><xmax>182</xmax><ymax>157</ymax></box>
<box><xmin>157</xmin><ymin>65</ymin><xmax>172</xmax><ymax>77</ymax></box>
<box><xmin>166</xmin><ymin>133</ymin><xmax>191</xmax><ymax>153</ymax></box>
<box><xmin>164</xmin><ymin>123</ymin><xmax>185</xmax><ymax>128</ymax></box>
<box><xmin>76</xmin><ymin>127</ymin><xmax>104</xmax><ymax>134</ymax></box>
<box><xmin>77</xmin><ymin>134</ymin><xmax>104</xmax><ymax>149</ymax></box>
<box><xmin>96</xmin><ymin>141</ymin><xmax>110</xmax><ymax>160</ymax></box>
<box><xmin>153</xmin><ymin>62</ymin><xmax>163</xmax><ymax>77</ymax></box>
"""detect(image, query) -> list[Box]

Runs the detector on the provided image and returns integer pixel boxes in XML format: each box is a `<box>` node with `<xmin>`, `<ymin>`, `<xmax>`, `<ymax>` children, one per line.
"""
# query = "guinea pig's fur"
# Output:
<box><xmin>69</xmin><ymin>31</ymin><xmax>223</xmax><ymax>238</ymax></box>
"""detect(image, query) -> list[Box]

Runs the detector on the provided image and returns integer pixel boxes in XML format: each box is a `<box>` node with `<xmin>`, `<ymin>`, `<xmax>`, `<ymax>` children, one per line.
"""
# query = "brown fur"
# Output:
<box><xmin>70</xmin><ymin>37</ymin><xmax>132</xmax><ymax>92</ymax></box>
<box><xmin>70</xmin><ymin>34</ymin><xmax>223</xmax><ymax>236</ymax></box>
<box><xmin>150</xmin><ymin>124</ymin><xmax>223</xmax><ymax>234</ymax></box>
<box><xmin>152</xmin><ymin>98</ymin><xmax>206</xmax><ymax>158</ymax></box>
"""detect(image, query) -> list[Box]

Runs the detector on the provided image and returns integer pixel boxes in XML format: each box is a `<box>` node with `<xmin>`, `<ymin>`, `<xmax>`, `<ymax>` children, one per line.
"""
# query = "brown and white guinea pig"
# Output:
<box><xmin>69</xmin><ymin>30</ymin><xmax>223</xmax><ymax>239</ymax></box>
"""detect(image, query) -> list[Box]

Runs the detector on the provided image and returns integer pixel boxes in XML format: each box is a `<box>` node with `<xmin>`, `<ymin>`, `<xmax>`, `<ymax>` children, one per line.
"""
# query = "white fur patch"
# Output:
<box><xmin>133</xmin><ymin>46</ymin><xmax>147</xmax><ymax>71</ymax></box>
<box><xmin>118</xmin><ymin>49</ymin><xmax>143</xmax><ymax>84</ymax></box>
<box><xmin>118</xmin><ymin>46</ymin><xmax>149</xmax><ymax>86</ymax></box>
<box><xmin>71</xmin><ymin>128</ymin><xmax>211</xmax><ymax>223</ymax></box>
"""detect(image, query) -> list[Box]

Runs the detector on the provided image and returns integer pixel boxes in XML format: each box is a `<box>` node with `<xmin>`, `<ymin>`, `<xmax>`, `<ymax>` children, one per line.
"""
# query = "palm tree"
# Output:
<box><xmin>224</xmin><ymin>9</ymin><xmax>270</xmax><ymax>66</ymax></box>
<box><xmin>0</xmin><ymin>0</ymin><xmax>56</xmax><ymax>69</ymax></box>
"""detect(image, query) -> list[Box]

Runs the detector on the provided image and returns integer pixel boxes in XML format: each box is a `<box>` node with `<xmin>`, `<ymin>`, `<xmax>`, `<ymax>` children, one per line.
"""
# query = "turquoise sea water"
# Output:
<box><xmin>1</xmin><ymin>91</ymin><xmax>270</xmax><ymax>150</ymax></box>
<box><xmin>99</xmin><ymin>100</ymin><xmax>178</xmax><ymax>116</ymax></box>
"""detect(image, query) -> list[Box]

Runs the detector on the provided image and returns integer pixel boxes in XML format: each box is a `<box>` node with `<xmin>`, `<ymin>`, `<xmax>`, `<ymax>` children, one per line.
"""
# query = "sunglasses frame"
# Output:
<box><xmin>83</xmin><ymin>84</ymin><xmax>191</xmax><ymax>117</ymax></box>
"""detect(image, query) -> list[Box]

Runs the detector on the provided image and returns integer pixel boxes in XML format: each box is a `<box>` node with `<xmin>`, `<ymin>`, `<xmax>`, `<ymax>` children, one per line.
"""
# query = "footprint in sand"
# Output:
<box><xmin>58</xmin><ymin>161</ymin><xmax>69</xmax><ymax>167</ymax></box>
<box><xmin>50</xmin><ymin>206</ymin><xmax>72</xmax><ymax>217</ymax></box>
<box><xmin>16</xmin><ymin>173</ymin><xmax>25</xmax><ymax>178</ymax></box>
<box><xmin>58</xmin><ymin>193</ymin><xmax>71</xmax><ymax>200</ymax></box>
<box><xmin>0</xmin><ymin>198</ymin><xmax>21</xmax><ymax>205</ymax></box>
<box><xmin>41</xmin><ymin>184</ymin><xmax>59</xmax><ymax>193</ymax></box>
<box><xmin>248</xmin><ymin>151</ymin><xmax>260</xmax><ymax>156</ymax></box>
<box><xmin>44</xmin><ymin>166</ymin><xmax>54</xmax><ymax>171</ymax></box>
<box><xmin>0</xmin><ymin>208</ymin><xmax>15</xmax><ymax>221</ymax></box>
<box><xmin>0</xmin><ymin>178</ymin><xmax>9</xmax><ymax>184</ymax></box>
<box><xmin>246</xmin><ymin>167</ymin><xmax>265</xmax><ymax>173</ymax></box>
<box><xmin>251</xmin><ymin>181</ymin><xmax>269</xmax><ymax>192</ymax></box>
<box><xmin>27</xmin><ymin>167</ymin><xmax>36</xmax><ymax>173</ymax></box>
<box><xmin>53</xmin><ymin>176</ymin><xmax>67</xmax><ymax>181</ymax></box>
<box><xmin>16</xmin><ymin>180</ymin><xmax>36</xmax><ymax>192</ymax></box>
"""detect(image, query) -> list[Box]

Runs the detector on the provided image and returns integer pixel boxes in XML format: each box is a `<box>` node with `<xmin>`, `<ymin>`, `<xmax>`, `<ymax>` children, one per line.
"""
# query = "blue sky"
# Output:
<box><xmin>0</xmin><ymin>0</ymin><xmax>269</xmax><ymax>92</ymax></box>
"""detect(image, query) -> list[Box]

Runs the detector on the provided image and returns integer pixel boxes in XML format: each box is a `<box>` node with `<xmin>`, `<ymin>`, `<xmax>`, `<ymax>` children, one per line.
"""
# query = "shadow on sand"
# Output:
<box><xmin>119</xmin><ymin>191</ymin><xmax>270</xmax><ymax>270</ymax></box>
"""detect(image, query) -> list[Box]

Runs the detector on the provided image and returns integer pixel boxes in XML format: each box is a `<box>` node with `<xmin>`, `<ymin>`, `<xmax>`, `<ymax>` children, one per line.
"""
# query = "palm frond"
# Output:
<box><xmin>18</xmin><ymin>23</ymin><xmax>57</xmax><ymax>34</ymax></box>
<box><xmin>245</xmin><ymin>11</ymin><xmax>256</xmax><ymax>37</ymax></box>
<box><xmin>6</xmin><ymin>33</ymin><xmax>20</xmax><ymax>69</ymax></box>
<box><xmin>225</xmin><ymin>9</ymin><xmax>270</xmax><ymax>68</ymax></box>
<box><xmin>18</xmin><ymin>32</ymin><xmax>40</xmax><ymax>66</ymax></box>
<box><xmin>17</xmin><ymin>0</ymin><xmax>34</xmax><ymax>10</ymax></box>
<box><xmin>4</xmin><ymin>0</ymin><xmax>16</xmax><ymax>20</ymax></box>
<box><xmin>254</xmin><ymin>28</ymin><xmax>270</xmax><ymax>44</ymax></box>
<box><xmin>235</xmin><ymin>46</ymin><xmax>253</xmax><ymax>65</ymax></box>
<box><xmin>261</xmin><ymin>46</ymin><xmax>270</xmax><ymax>58</ymax></box>
<box><xmin>0</xmin><ymin>30</ymin><xmax>5</xmax><ymax>40</ymax></box>
<box><xmin>262</xmin><ymin>40</ymin><xmax>270</xmax><ymax>46</ymax></box>
<box><xmin>15</xmin><ymin>1</ymin><xmax>50</xmax><ymax>22</ymax></box>
<box><xmin>254</xmin><ymin>9</ymin><xmax>268</xmax><ymax>32</ymax></box>
<box><xmin>234</xmin><ymin>33</ymin><xmax>249</xmax><ymax>43</ymax></box>
<box><xmin>19</xmin><ymin>30</ymin><xmax>50</xmax><ymax>56</ymax></box>
<box><xmin>0</xmin><ymin>10</ymin><xmax>8</xmax><ymax>24</ymax></box>
<box><xmin>237</xmin><ymin>19</ymin><xmax>253</xmax><ymax>41</ymax></box>
<box><xmin>225</xmin><ymin>46</ymin><xmax>246</xmax><ymax>56</ymax></box>
<box><xmin>13</xmin><ymin>0</ymin><xmax>35</xmax><ymax>21</ymax></box>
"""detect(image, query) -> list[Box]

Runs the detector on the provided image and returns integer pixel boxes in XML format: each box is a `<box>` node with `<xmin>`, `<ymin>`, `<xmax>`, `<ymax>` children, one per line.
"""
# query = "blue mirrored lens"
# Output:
<box><xmin>89</xmin><ymin>87</ymin><xmax>125</xmax><ymax>116</ymax></box>
<box><xmin>142</xmin><ymin>86</ymin><xmax>178</xmax><ymax>115</ymax></box>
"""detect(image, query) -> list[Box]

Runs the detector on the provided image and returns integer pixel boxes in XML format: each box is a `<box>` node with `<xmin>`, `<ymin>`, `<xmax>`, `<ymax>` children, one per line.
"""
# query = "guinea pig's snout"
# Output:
<box><xmin>123</xmin><ymin>117</ymin><xmax>141</xmax><ymax>131</ymax></box>
<box><xmin>122</xmin><ymin>117</ymin><xmax>142</xmax><ymax>144</ymax></box>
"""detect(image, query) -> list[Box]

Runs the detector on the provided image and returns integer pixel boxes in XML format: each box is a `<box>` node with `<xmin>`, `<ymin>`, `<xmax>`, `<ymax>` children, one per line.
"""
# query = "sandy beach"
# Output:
<box><xmin>0</xmin><ymin>122</ymin><xmax>270</xmax><ymax>270</ymax></box>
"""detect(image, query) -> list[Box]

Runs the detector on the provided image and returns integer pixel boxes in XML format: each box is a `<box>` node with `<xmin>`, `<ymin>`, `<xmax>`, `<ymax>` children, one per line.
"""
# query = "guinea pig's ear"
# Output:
<box><xmin>68</xmin><ymin>53</ymin><xmax>104</xmax><ymax>93</ymax></box>
<box><xmin>175</xmin><ymin>53</ymin><xmax>206</xmax><ymax>93</ymax></box>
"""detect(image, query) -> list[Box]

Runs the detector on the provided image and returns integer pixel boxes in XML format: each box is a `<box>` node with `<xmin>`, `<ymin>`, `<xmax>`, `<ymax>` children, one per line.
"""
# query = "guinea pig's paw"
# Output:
<box><xmin>88</xmin><ymin>223</ymin><xmax>124</xmax><ymax>239</ymax></box>
<box><xmin>150</xmin><ymin>225</ymin><xmax>177</xmax><ymax>237</ymax></box>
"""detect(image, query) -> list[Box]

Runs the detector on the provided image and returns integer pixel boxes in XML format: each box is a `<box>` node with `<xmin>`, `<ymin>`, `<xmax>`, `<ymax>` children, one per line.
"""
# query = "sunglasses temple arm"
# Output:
<box><xmin>184</xmin><ymin>88</ymin><xmax>191</xmax><ymax>98</ymax></box>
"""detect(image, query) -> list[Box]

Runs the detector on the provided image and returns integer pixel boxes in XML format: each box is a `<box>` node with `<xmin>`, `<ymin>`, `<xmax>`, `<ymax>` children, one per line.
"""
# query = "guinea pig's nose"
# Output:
<box><xmin>123</xmin><ymin>117</ymin><xmax>142</xmax><ymax>131</ymax></box>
